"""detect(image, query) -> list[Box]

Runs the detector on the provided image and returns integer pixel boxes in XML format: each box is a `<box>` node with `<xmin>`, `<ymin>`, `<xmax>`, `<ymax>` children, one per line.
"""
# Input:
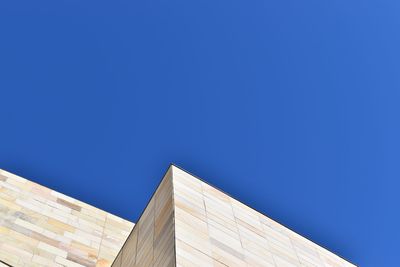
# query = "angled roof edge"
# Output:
<box><xmin>0</xmin><ymin>168</ymin><xmax>133</xmax><ymax>224</ymax></box>
<box><xmin>169</xmin><ymin>163</ymin><xmax>357</xmax><ymax>267</ymax></box>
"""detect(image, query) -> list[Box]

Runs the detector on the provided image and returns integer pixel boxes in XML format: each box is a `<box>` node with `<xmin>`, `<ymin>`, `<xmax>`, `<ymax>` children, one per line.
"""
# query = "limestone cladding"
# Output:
<box><xmin>0</xmin><ymin>169</ymin><xmax>134</xmax><ymax>267</ymax></box>
<box><xmin>112</xmin><ymin>166</ymin><xmax>356</xmax><ymax>267</ymax></box>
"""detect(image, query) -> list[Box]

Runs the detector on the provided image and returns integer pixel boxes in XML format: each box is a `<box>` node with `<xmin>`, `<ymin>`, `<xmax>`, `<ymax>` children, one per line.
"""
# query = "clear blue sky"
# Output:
<box><xmin>0</xmin><ymin>0</ymin><xmax>398</xmax><ymax>266</ymax></box>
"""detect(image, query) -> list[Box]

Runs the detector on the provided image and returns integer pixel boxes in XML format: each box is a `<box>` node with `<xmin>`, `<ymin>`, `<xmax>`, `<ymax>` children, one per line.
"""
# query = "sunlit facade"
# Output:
<box><xmin>0</xmin><ymin>166</ymin><xmax>355</xmax><ymax>267</ymax></box>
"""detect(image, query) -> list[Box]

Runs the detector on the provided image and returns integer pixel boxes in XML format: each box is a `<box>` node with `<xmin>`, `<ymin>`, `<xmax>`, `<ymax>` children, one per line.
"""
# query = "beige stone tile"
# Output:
<box><xmin>0</xmin><ymin>166</ymin><xmax>356</xmax><ymax>267</ymax></box>
<box><xmin>176</xmin><ymin>239</ymin><xmax>214</xmax><ymax>267</ymax></box>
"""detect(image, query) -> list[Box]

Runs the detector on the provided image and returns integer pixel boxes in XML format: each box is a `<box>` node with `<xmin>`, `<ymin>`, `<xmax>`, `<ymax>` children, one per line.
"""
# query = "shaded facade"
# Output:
<box><xmin>0</xmin><ymin>166</ymin><xmax>355</xmax><ymax>267</ymax></box>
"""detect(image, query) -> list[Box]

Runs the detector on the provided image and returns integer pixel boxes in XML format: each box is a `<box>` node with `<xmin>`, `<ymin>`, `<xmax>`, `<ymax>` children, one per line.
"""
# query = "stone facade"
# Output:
<box><xmin>0</xmin><ymin>166</ymin><xmax>356</xmax><ymax>267</ymax></box>
<box><xmin>0</xmin><ymin>169</ymin><xmax>133</xmax><ymax>267</ymax></box>
<box><xmin>112</xmin><ymin>165</ymin><xmax>356</xmax><ymax>267</ymax></box>
<box><xmin>112</xmin><ymin>168</ymin><xmax>175</xmax><ymax>267</ymax></box>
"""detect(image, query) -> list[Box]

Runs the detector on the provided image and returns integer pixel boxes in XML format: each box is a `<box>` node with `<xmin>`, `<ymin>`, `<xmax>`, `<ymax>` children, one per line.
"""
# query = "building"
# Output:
<box><xmin>0</xmin><ymin>169</ymin><xmax>133</xmax><ymax>267</ymax></box>
<box><xmin>0</xmin><ymin>165</ymin><xmax>356</xmax><ymax>267</ymax></box>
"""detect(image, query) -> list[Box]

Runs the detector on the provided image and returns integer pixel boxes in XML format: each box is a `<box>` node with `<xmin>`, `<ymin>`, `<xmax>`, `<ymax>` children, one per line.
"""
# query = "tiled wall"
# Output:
<box><xmin>0</xmin><ymin>169</ymin><xmax>133</xmax><ymax>267</ymax></box>
<box><xmin>111</xmin><ymin>168</ymin><xmax>175</xmax><ymax>267</ymax></box>
<box><xmin>112</xmin><ymin>166</ymin><xmax>355</xmax><ymax>267</ymax></box>
<box><xmin>0</xmin><ymin>165</ymin><xmax>355</xmax><ymax>267</ymax></box>
<box><xmin>172</xmin><ymin>166</ymin><xmax>356</xmax><ymax>267</ymax></box>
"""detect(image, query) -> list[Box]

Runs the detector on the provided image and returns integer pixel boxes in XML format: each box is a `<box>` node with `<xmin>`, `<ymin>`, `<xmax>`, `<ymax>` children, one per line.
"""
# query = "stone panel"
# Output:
<box><xmin>0</xmin><ymin>169</ymin><xmax>133</xmax><ymax>267</ymax></box>
<box><xmin>0</xmin><ymin>165</ymin><xmax>356</xmax><ymax>267</ymax></box>
<box><xmin>111</xmin><ymin>167</ymin><xmax>175</xmax><ymax>267</ymax></box>
<box><xmin>171</xmin><ymin>166</ymin><xmax>356</xmax><ymax>267</ymax></box>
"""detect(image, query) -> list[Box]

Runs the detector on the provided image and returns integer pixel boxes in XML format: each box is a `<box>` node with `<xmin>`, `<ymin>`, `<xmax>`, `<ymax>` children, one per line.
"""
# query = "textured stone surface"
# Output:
<box><xmin>112</xmin><ymin>165</ymin><xmax>356</xmax><ymax>267</ymax></box>
<box><xmin>172</xmin><ymin>166</ymin><xmax>356</xmax><ymax>267</ymax></box>
<box><xmin>0</xmin><ymin>166</ymin><xmax>356</xmax><ymax>267</ymax></box>
<box><xmin>112</xmin><ymin>168</ymin><xmax>175</xmax><ymax>267</ymax></box>
<box><xmin>0</xmin><ymin>169</ymin><xmax>134</xmax><ymax>267</ymax></box>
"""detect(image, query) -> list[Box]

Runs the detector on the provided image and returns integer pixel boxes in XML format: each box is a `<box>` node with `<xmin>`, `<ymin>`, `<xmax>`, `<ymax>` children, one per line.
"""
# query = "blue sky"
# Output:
<box><xmin>0</xmin><ymin>0</ymin><xmax>399</xmax><ymax>266</ymax></box>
